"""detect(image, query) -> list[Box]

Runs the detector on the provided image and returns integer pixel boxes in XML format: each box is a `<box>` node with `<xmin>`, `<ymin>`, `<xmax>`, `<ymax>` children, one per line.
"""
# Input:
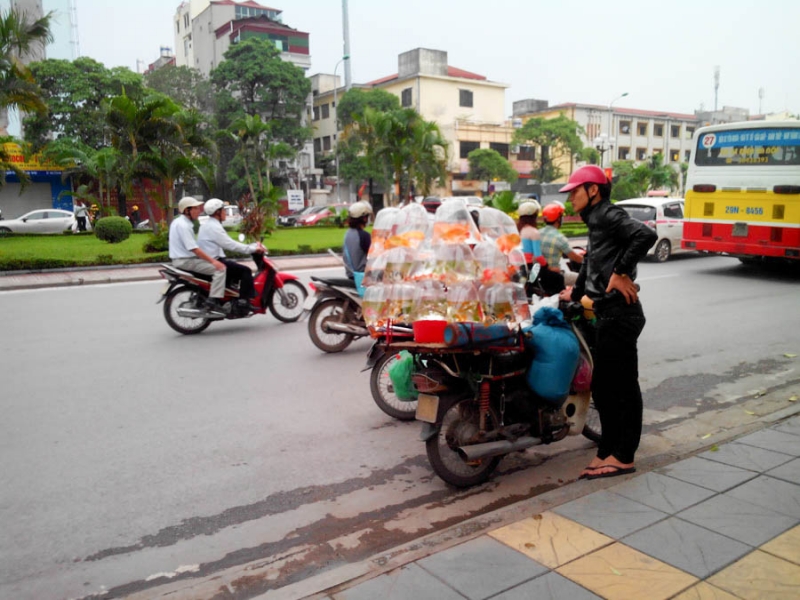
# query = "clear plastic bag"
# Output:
<box><xmin>409</xmin><ymin>280</ymin><xmax>448</xmax><ymax>322</ymax></box>
<box><xmin>447</xmin><ymin>281</ymin><xmax>483</xmax><ymax>322</ymax></box>
<box><xmin>432</xmin><ymin>243</ymin><xmax>479</xmax><ymax>285</ymax></box>
<box><xmin>432</xmin><ymin>198</ymin><xmax>481</xmax><ymax>245</ymax></box>
<box><xmin>363</xmin><ymin>284</ymin><xmax>389</xmax><ymax>329</ymax></box>
<box><xmin>368</xmin><ymin>208</ymin><xmax>399</xmax><ymax>258</ymax></box>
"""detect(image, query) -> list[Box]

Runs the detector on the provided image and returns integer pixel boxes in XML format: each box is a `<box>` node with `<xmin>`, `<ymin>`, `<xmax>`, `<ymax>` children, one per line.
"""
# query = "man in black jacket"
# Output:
<box><xmin>559</xmin><ymin>166</ymin><xmax>657</xmax><ymax>480</ymax></box>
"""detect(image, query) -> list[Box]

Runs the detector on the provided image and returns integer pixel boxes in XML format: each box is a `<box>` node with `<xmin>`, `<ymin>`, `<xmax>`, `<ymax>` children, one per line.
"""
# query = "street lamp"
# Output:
<box><xmin>606</xmin><ymin>92</ymin><xmax>629</xmax><ymax>167</ymax></box>
<box><xmin>333</xmin><ymin>54</ymin><xmax>350</xmax><ymax>202</ymax></box>
<box><xmin>593</xmin><ymin>133</ymin><xmax>615</xmax><ymax>167</ymax></box>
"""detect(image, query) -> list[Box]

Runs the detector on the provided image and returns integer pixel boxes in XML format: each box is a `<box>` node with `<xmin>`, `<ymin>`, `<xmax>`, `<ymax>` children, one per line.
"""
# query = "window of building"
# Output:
<box><xmin>176</xmin><ymin>20</ymin><xmax>180</xmax><ymax>34</ymax></box>
<box><xmin>619</xmin><ymin>120</ymin><xmax>631</xmax><ymax>135</ymax></box>
<box><xmin>517</xmin><ymin>145</ymin><xmax>535</xmax><ymax>161</ymax></box>
<box><xmin>618</xmin><ymin>146</ymin><xmax>630</xmax><ymax>160</ymax></box>
<box><xmin>313</xmin><ymin>106</ymin><xmax>319</xmax><ymax>121</ymax></box>
<box><xmin>401</xmin><ymin>87</ymin><xmax>412</xmax><ymax>108</ymax></box>
<box><xmin>637</xmin><ymin>122</ymin><xmax>648</xmax><ymax>136</ymax></box>
<box><xmin>313</xmin><ymin>138</ymin><xmax>321</xmax><ymax>153</ymax></box>
<box><xmin>686</xmin><ymin>126</ymin><xmax>695</xmax><ymax>140</ymax></box>
<box><xmin>459</xmin><ymin>89</ymin><xmax>473</xmax><ymax>108</ymax></box>
<box><xmin>490</xmin><ymin>142</ymin><xmax>509</xmax><ymax>158</ymax></box>
<box><xmin>685</xmin><ymin>150</ymin><xmax>691</xmax><ymax>162</ymax></box>
<box><xmin>670</xmin><ymin>149</ymin><xmax>680</xmax><ymax>162</ymax></box>
<box><xmin>184</xmin><ymin>13</ymin><xmax>189</xmax><ymax>28</ymax></box>
<box><xmin>321</xmin><ymin>103</ymin><xmax>330</xmax><ymax>119</ymax></box>
<box><xmin>654</xmin><ymin>123</ymin><xmax>664</xmax><ymax>137</ymax></box>
<box><xmin>636</xmin><ymin>147</ymin><xmax>648</xmax><ymax>161</ymax></box>
<box><xmin>460</xmin><ymin>141</ymin><xmax>480</xmax><ymax>159</ymax></box>
<box><xmin>322</xmin><ymin>136</ymin><xmax>331</xmax><ymax>151</ymax></box>
<box><xmin>671</xmin><ymin>125</ymin><xmax>680</xmax><ymax>138</ymax></box>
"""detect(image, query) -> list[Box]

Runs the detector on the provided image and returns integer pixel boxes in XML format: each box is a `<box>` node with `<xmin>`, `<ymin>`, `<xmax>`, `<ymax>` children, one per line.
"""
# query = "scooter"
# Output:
<box><xmin>158</xmin><ymin>251</ymin><xmax>307</xmax><ymax>335</ymax></box>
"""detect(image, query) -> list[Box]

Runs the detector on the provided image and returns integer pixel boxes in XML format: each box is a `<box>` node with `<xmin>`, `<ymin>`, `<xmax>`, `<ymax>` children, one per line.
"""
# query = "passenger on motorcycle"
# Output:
<box><xmin>169</xmin><ymin>196</ymin><xmax>227</xmax><ymax>316</ymax></box>
<box><xmin>343</xmin><ymin>201</ymin><xmax>372</xmax><ymax>280</ymax></box>
<box><xmin>559</xmin><ymin>165</ymin><xmax>657</xmax><ymax>481</ymax></box>
<box><xmin>197</xmin><ymin>198</ymin><xmax>266</xmax><ymax>314</ymax></box>
<box><xmin>539</xmin><ymin>201</ymin><xmax>584</xmax><ymax>294</ymax></box>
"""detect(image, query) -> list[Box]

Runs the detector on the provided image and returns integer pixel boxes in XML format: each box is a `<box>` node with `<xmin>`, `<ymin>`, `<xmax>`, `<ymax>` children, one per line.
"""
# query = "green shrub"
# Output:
<box><xmin>95</xmin><ymin>217</ymin><xmax>132</xmax><ymax>244</ymax></box>
<box><xmin>143</xmin><ymin>229</ymin><xmax>169</xmax><ymax>253</ymax></box>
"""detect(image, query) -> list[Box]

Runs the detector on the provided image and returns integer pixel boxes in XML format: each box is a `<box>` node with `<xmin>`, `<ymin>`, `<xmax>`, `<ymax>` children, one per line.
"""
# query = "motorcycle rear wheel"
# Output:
<box><xmin>268</xmin><ymin>280</ymin><xmax>307</xmax><ymax>322</ymax></box>
<box><xmin>426</xmin><ymin>394</ymin><xmax>501</xmax><ymax>488</ymax></box>
<box><xmin>582</xmin><ymin>399</ymin><xmax>602</xmax><ymax>443</ymax></box>
<box><xmin>369</xmin><ymin>351</ymin><xmax>417</xmax><ymax>421</ymax></box>
<box><xmin>308</xmin><ymin>298</ymin><xmax>356</xmax><ymax>353</ymax></box>
<box><xmin>164</xmin><ymin>286</ymin><xmax>211</xmax><ymax>335</ymax></box>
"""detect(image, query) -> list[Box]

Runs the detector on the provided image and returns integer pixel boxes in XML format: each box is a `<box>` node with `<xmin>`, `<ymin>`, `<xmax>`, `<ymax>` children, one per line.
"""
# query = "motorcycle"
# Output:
<box><xmin>305</xmin><ymin>275</ymin><xmax>370</xmax><ymax>352</ymax></box>
<box><xmin>374</xmin><ymin>299</ymin><xmax>600</xmax><ymax>488</ymax></box>
<box><xmin>158</xmin><ymin>251</ymin><xmax>307</xmax><ymax>335</ymax></box>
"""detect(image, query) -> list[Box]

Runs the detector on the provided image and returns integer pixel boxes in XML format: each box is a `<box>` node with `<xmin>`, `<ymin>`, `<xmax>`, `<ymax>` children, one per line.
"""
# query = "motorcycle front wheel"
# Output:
<box><xmin>163</xmin><ymin>286</ymin><xmax>211</xmax><ymax>335</ymax></box>
<box><xmin>426</xmin><ymin>394</ymin><xmax>502</xmax><ymax>488</ymax></box>
<box><xmin>308</xmin><ymin>298</ymin><xmax>357</xmax><ymax>353</ymax></box>
<box><xmin>268</xmin><ymin>280</ymin><xmax>307</xmax><ymax>322</ymax></box>
<box><xmin>369</xmin><ymin>351</ymin><xmax>417</xmax><ymax>421</ymax></box>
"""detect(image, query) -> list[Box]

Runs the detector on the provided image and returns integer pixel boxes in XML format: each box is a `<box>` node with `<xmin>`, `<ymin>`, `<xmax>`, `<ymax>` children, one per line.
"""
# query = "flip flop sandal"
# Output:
<box><xmin>584</xmin><ymin>465</ymin><xmax>636</xmax><ymax>480</ymax></box>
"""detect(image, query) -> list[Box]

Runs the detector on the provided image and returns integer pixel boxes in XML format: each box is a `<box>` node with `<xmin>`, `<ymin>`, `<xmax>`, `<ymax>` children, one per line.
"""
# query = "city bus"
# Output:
<box><xmin>682</xmin><ymin>120</ymin><xmax>800</xmax><ymax>264</ymax></box>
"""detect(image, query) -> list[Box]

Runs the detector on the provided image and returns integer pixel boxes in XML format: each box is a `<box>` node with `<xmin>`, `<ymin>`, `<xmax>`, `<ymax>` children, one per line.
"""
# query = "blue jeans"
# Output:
<box><xmin>591</xmin><ymin>301</ymin><xmax>646</xmax><ymax>464</ymax></box>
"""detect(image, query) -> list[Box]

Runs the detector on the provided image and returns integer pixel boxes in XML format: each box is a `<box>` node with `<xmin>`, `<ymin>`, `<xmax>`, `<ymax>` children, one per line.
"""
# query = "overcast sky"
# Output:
<box><xmin>36</xmin><ymin>0</ymin><xmax>800</xmax><ymax>118</ymax></box>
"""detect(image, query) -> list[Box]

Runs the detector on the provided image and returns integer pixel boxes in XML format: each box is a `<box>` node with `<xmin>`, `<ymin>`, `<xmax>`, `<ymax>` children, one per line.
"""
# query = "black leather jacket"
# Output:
<box><xmin>571</xmin><ymin>199</ymin><xmax>657</xmax><ymax>304</ymax></box>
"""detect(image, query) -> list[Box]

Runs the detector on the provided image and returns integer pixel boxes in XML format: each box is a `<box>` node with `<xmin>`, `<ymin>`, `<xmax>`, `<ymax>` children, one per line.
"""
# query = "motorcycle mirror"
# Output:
<box><xmin>238</xmin><ymin>233</ymin><xmax>246</xmax><ymax>242</ymax></box>
<box><xmin>528</xmin><ymin>263</ymin><xmax>541</xmax><ymax>283</ymax></box>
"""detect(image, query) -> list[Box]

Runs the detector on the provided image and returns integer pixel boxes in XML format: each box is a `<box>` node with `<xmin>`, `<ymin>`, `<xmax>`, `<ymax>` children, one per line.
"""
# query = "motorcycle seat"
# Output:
<box><xmin>310</xmin><ymin>276</ymin><xmax>357</xmax><ymax>289</ymax></box>
<box><xmin>162</xmin><ymin>264</ymin><xmax>213</xmax><ymax>281</ymax></box>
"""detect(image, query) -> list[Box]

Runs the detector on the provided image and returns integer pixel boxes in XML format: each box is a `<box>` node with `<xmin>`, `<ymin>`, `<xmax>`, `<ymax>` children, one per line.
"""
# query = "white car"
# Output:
<box><xmin>615</xmin><ymin>197</ymin><xmax>687</xmax><ymax>262</ymax></box>
<box><xmin>197</xmin><ymin>204</ymin><xmax>242</xmax><ymax>229</ymax></box>
<box><xmin>0</xmin><ymin>209</ymin><xmax>76</xmax><ymax>234</ymax></box>
<box><xmin>440</xmin><ymin>196</ymin><xmax>485</xmax><ymax>208</ymax></box>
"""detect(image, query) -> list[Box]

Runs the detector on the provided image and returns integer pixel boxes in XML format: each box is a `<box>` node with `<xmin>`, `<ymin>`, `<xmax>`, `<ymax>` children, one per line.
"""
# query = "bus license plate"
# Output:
<box><xmin>732</xmin><ymin>222</ymin><xmax>748</xmax><ymax>237</ymax></box>
<box><xmin>416</xmin><ymin>393</ymin><xmax>439</xmax><ymax>423</ymax></box>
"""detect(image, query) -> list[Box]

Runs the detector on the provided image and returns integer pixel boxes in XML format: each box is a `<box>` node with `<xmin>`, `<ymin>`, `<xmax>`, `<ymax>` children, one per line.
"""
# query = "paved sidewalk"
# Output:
<box><xmin>303</xmin><ymin>413</ymin><xmax>800</xmax><ymax>600</ymax></box>
<box><xmin>0</xmin><ymin>255</ymin><xmax>342</xmax><ymax>292</ymax></box>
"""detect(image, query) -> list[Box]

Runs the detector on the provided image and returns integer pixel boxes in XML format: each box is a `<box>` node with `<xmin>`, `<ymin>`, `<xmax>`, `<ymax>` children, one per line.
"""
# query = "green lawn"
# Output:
<box><xmin>0</xmin><ymin>227</ymin><xmax>350</xmax><ymax>271</ymax></box>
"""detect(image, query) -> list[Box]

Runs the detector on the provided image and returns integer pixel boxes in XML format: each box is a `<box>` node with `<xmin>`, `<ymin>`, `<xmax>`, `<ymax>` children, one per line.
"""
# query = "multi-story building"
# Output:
<box><xmin>512</xmin><ymin>100</ymin><xmax>700</xmax><ymax>183</ymax></box>
<box><xmin>311</xmin><ymin>48</ymin><xmax>511</xmax><ymax>199</ymax></box>
<box><xmin>174</xmin><ymin>0</ymin><xmax>309</xmax><ymax>77</ymax></box>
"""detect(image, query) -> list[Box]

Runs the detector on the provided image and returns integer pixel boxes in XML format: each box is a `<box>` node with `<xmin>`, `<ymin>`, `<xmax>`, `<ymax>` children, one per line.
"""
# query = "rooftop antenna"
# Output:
<box><xmin>713</xmin><ymin>65</ymin><xmax>720</xmax><ymax>112</ymax></box>
<box><xmin>68</xmin><ymin>0</ymin><xmax>80</xmax><ymax>58</ymax></box>
<box><xmin>758</xmin><ymin>87</ymin><xmax>764</xmax><ymax>115</ymax></box>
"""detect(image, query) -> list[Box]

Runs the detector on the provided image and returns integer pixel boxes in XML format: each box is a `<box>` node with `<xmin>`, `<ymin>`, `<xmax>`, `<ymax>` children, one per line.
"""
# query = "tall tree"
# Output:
<box><xmin>144</xmin><ymin>65</ymin><xmax>214</xmax><ymax>115</ymax></box>
<box><xmin>610</xmin><ymin>154</ymin><xmax>680</xmax><ymax>201</ymax></box>
<box><xmin>467</xmin><ymin>148</ymin><xmax>518</xmax><ymax>191</ymax></box>
<box><xmin>24</xmin><ymin>57</ymin><xmax>143</xmax><ymax>150</ymax></box>
<box><xmin>512</xmin><ymin>113</ymin><xmax>586</xmax><ymax>182</ymax></box>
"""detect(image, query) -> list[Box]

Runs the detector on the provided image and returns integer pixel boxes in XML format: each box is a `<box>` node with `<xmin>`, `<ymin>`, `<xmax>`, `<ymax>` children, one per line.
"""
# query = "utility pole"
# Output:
<box><xmin>713</xmin><ymin>66</ymin><xmax>720</xmax><ymax>112</ymax></box>
<box><xmin>342</xmin><ymin>0</ymin><xmax>352</xmax><ymax>90</ymax></box>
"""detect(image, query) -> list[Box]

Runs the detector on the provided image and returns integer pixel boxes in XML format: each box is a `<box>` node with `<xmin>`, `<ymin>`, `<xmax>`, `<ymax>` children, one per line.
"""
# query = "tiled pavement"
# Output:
<box><xmin>321</xmin><ymin>415</ymin><xmax>800</xmax><ymax>600</ymax></box>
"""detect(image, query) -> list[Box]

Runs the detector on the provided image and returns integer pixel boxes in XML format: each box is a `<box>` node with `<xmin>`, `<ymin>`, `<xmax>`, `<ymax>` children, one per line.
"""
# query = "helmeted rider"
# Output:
<box><xmin>169</xmin><ymin>196</ymin><xmax>227</xmax><ymax>316</ymax></box>
<box><xmin>538</xmin><ymin>200</ymin><xmax>585</xmax><ymax>293</ymax></box>
<box><xmin>197</xmin><ymin>198</ymin><xmax>266</xmax><ymax>314</ymax></box>
<box><xmin>516</xmin><ymin>200</ymin><xmax>543</xmax><ymax>267</ymax></box>
<box><xmin>557</xmin><ymin>164</ymin><xmax>657</xmax><ymax>481</ymax></box>
<box><xmin>343</xmin><ymin>201</ymin><xmax>372</xmax><ymax>280</ymax></box>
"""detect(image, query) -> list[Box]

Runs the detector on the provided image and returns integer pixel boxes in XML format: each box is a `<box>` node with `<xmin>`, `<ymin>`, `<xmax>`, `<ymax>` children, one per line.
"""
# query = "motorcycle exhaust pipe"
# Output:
<box><xmin>176</xmin><ymin>307</ymin><xmax>224</xmax><ymax>320</ymax></box>
<box><xmin>457</xmin><ymin>436</ymin><xmax>542</xmax><ymax>461</ymax></box>
<box><xmin>323</xmin><ymin>321</ymin><xmax>370</xmax><ymax>336</ymax></box>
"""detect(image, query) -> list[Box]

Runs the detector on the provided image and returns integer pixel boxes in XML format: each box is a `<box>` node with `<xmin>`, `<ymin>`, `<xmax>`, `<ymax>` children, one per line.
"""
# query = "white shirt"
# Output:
<box><xmin>168</xmin><ymin>215</ymin><xmax>199</xmax><ymax>259</ymax></box>
<box><xmin>197</xmin><ymin>218</ymin><xmax>257</xmax><ymax>258</ymax></box>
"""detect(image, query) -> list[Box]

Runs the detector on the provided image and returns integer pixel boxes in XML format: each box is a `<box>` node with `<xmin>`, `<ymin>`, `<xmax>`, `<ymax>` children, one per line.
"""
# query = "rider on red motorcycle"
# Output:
<box><xmin>169</xmin><ymin>197</ymin><xmax>227</xmax><ymax>316</ymax></box>
<box><xmin>198</xmin><ymin>198</ymin><xmax>266</xmax><ymax>314</ymax></box>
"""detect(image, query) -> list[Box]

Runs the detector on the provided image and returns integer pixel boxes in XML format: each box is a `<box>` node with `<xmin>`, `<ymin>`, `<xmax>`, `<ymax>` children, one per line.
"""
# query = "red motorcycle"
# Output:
<box><xmin>158</xmin><ymin>252</ymin><xmax>307</xmax><ymax>335</ymax></box>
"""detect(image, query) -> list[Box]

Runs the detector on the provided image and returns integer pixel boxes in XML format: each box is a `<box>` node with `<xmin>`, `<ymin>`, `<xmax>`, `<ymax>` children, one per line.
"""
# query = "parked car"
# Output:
<box><xmin>440</xmin><ymin>195</ymin><xmax>485</xmax><ymax>208</ymax></box>
<box><xmin>296</xmin><ymin>203</ymin><xmax>349</xmax><ymax>227</ymax></box>
<box><xmin>197</xmin><ymin>204</ymin><xmax>242</xmax><ymax>229</ymax></box>
<box><xmin>615</xmin><ymin>197</ymin><xmax>687</xmax><ymax>262</ymax></box>
<box><xmin>421</xmin><ymin>196</ymin><xmax>441</xmax><ymax>214</ymax></box>
<box><xmin>0</xmin><ymin>209</ymin><xmax>75</xmax><ymax>234</ymax></box>
<box><xmin>278</xmin><ymin>206</ymin><xmax>315</xmax><ymax>227</ymax></box>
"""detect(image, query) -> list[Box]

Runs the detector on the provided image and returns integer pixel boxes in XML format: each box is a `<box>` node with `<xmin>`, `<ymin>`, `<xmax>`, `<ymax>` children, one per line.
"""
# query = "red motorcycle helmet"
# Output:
<box><xmin>558</xmin><ymin>165</ymin><xmax>609</xmax><ymax>193</ymax></box>
<box><xmin>541</xmin><ymin>201</ymin><xmax>565</xmax><ymax>223</ymax></box>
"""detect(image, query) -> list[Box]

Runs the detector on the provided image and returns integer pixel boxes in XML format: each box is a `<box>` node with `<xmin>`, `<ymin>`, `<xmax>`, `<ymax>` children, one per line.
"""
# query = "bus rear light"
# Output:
<box><xmin>684</xmin><ymin>241</ymin><xmax>696</xmax><ymax>248</ymax></box>
<box><xmin>693</xmin><ymin>184</ymin><xmax>717</xmax><ymax>193</ymax></box>
<box><xmin>774</xmin><ymin>185</ymin><xmax>800</xmax><ymax>195</ymax></box>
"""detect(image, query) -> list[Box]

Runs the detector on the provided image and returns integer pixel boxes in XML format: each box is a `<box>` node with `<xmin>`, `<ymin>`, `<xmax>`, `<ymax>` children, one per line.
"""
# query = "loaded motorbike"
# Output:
<box><xmin>305</xmin><ymin>275</ymin><xmax>370</xmax><ymax>352</ymax></box>
<box><xmin>158</xmin><ymin>251</ymin><xmax>307</xmax><ymax>335</ymax></box>
<box><xmin>373</xmin><ymin>298</ymin><xmax>600</xmax><ymax>488</ymax></box>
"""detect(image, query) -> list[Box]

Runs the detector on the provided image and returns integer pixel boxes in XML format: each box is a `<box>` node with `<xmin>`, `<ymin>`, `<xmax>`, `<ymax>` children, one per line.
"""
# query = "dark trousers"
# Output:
<box><xmin>591</xmin><ymin>301</ymin><xmax>646</xmax><ymax>464</ymax></box>
<box><xmin>221</xmin><ymin>258</ymin><xmax>254</xmax><ymax>299</ymax></box>
<box><xmin>77</xmin><ymin>216</ymin><xmax>87</xmax><ymax>232</ymax></box>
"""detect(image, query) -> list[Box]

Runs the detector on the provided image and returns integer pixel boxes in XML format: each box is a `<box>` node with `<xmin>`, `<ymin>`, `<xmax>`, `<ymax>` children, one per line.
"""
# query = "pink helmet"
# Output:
<box><xmin>558</xmin><ymin>165</ymin><xmax>609</xmax><ymax>193</ymax></box>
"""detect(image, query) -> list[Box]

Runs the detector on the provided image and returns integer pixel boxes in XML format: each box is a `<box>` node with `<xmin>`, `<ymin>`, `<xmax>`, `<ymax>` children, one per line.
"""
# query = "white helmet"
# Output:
<box><xmin>348</xmin><ymin>201</ymin><xmax>373</xmax><ymax>219</ymax></box>
<box><xmin>204</xmin><ymin>198</ymin><xmax>225</xmax><ymax>216</ymax></box>
<box><xmin>518</xmin><ymin>200</ymin><xmax>541</xmax><ymax>216</ymax></box>
<box><xmin>177</xmin><ymin>196</ymin><xmax>203</xmax><ymax>213</ymax></box>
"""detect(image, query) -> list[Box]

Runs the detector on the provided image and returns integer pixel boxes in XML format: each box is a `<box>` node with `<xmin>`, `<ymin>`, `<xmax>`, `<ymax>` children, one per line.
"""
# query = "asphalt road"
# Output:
<box><xmin>0</xmin><ymin>255</ymin><xmax>798</xmax><ymax>599</ymax></box>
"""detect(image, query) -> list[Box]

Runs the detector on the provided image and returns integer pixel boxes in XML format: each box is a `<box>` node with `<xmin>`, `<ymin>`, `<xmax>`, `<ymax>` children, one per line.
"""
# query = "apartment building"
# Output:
<box><xmin>311</xmin><ymin>48</ymin><xmax>511</xmax><ymax>197</ymax></box>
<box><xmin>174</xmin><ymin>0</ymin><xmax>309</xmax><ymax>77</ymax></box>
